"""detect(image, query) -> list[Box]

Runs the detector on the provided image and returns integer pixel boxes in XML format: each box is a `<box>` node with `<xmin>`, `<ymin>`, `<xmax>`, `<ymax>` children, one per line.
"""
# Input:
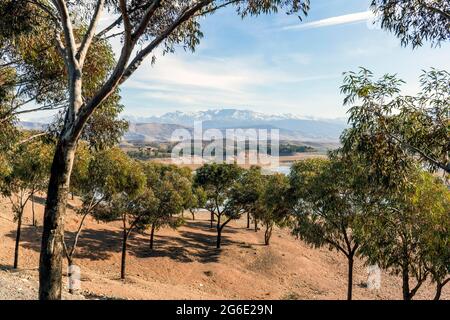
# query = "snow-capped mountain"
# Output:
<box><xmin>122</xmin><ymin>108</ymin><xmax>347</xmax><ymax>142</ymax></box>
<box><xmin>21</xmin><ymin>109</ymin><xmax>347</xmax><ymax>143</ymax></box>
<box><xmin>123</xmin><ymin>109</ymin><xmax>316</xmax><ymax>125</ymax></box>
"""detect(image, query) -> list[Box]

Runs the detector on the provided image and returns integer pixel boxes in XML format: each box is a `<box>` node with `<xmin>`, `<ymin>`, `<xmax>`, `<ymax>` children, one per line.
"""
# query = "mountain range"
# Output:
<box><xmin>123</xmin><ymin>109</ymin><xmax>347</xmax><ymax>142</ymax></box>
<box><xmin>20</xmin><ymin>109</ymin><xmax>348</xmax><ymax>143</ymax></box>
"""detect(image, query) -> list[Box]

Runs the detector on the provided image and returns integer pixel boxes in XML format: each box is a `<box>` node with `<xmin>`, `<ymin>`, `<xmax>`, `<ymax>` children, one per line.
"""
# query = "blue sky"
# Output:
<box><xmin>24</xmin><ymin>0</ymin><xmax>450</xmax><ymax>121</ymax></box>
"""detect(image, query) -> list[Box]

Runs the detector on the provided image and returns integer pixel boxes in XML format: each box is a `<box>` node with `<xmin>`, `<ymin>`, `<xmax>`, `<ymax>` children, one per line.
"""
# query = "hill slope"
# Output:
<box><xmin>0</xmin><ymin>198</ymin><xmax>446</xmax><ymax>300</ymax></box>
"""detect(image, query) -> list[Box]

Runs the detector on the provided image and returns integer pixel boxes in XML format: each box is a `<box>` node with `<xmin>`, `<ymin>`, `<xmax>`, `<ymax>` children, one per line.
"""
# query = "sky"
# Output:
<box><xmin>24</xmin><ymin>0</ymin><xmax>450</xmax><ymax>121</ymax></box>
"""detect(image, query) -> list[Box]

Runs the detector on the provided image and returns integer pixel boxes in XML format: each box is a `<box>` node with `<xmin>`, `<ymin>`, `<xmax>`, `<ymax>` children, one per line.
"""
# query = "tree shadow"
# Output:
<box><xmin>5</xmin><ymin>216</ymin><xmax>241</xmax><ymax>264</ymax></box>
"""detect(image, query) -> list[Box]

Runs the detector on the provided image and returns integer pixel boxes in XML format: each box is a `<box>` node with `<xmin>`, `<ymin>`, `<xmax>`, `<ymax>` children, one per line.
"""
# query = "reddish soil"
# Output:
<box><xmin>0</xmin><ymin>196</ymin><xmax>447</xmax><ymax>300</ymax></box>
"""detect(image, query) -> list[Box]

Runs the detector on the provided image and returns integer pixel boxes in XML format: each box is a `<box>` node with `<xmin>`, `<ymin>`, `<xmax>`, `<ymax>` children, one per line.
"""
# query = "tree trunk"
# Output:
<box><xmin>210</xmin><ymin>212</ymin><xmax>214</xmax><ymax>228</ymax></box>
<box><xmin>216</xmin><ymin>214</ymin><xmax>222</xmax><ymax>249</ymax></box>
<box><xmin>247</xmin><ymin>212</ymin><xmax>250</xmax><ymax>229</ymax></box>
<box><xmin>39</xmin><ymin>140</ymin><xmax>77</xmax><ymax>300</ymax></box>
<box><xmin>149</xmin><ymin>223</ymin><xmax>155</xmax><ymax>250</ymax></box>
<box><xmin>347</xmin><ymin>255</ymin><xmax>354</xmax><ymax>300</ymax></box>
<box><xmin>31</xmin><ymin>195</ymin><xmax>36</xmax><ymax>227</ymax></box>
<box><xmin>433</xmin><ymin>278</ymin><xmax>449</xmax><ymax>300</ymax></box>
<box><xmin>434</xmin><ymin>282</ymin><xmax>443</xmax><ymax>301</ymax></box>
<box><xmin>121</xmin><ymin>228</ymin><xmax>128</xmax><ymax>280</ymax></box>
<box><xmin>13</xmin><ymin>209</ymin><xmax>24</xmax><ymax>269</ymax></box>
<box><xmin>254</xmin><ymin>218</ymin><xmax>258</xmax><ymax>232</ymax></box>
<box><xmin>264</xmin><ymin>225</ymin><xmax>272</xmax><ymax>245</ymax></box>
<box><xmin>67</xmin><ymin>257</ymin><xmax>74</xmax><ymax>294</ymax></box>
<box><xmin>402</xmin><ymin>265</ymin><xmax>411</xmax><ymax>300</ymax></box>
<box><xmin>191</xmin><ymin>211</ymin><xmax>195</xmax><ymax>220</ymax></box>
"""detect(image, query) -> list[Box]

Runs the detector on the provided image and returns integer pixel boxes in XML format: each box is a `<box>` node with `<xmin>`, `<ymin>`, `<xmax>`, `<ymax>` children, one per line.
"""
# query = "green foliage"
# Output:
<box><xmin>355</xmin><ymin>168</ymin><xmax>450</xmax><ymax>299</ymax></box>
<box><xmin>341</xmin><ymin>68</ymin><xmax>450</xmax><ymax>186</ymax></box>
<box><xmin>140</xmin><ymin>163</ymin><xmax>194</xmax><ymax>233</ymax></box>
<box><xmin>195</xmin><ymin>162</ymin><xmax>243</xmax><ymax>219</ymax></box>
<box><xmin>371</xmin><ymin>0</ymin><xmax>450</xmax><ymax>48</ymax></box>
<box><xmin>289</xmin><ymin>155</ymin><xmax>363</xmax><ymax>256</ymax></box>
<box><xmin>259</xmin><ymin>173</ymin><xmax>291</xmax><ymax>245</ymax></box>
<box><xmin>89</xmin><ymin>148</ymin><xmax>146</xmax><ymax>222</ymax></box>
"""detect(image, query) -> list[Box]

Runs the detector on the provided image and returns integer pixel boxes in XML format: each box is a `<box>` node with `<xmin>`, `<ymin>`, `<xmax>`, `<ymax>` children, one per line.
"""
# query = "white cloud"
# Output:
<box><xmin>282</xmin><ymin>11</ymin><xmax>374</xmax><ymax>31</ymax></box>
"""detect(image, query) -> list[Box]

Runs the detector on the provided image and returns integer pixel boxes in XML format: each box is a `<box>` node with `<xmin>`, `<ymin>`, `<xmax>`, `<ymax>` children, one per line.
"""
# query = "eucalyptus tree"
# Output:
<box><xmin>141</xmin><ymin>163</ymin><xmax>193</xmax><ymax>250</ymax></box>
<box><xmin>3</xmin><ymin>0</ymin><xmax>312</xmax><ymax>299</ymax></box>
<box><xmin>341</xmin><ymin>68</ymin><xmax>450</xmax><ymax>181</ymax></box>
<box><xmin>356</xmin><ymin>169</ymin><xmax>450</xmax><ymax>300</ymax></box>
<box><xmin>289</xmin><ymin>155</ymin><xmax>370</xmax><ymax>300</ymax></box>
<box><xmin>371</xmin><ymin>0</ymin><xmax>450</xmax><ymax>48</ymax></box>
<box><xmin>187</xmin><ymin>186</ymin><xmax>207</xmax><ymax>221</ymax></box>
<box><xmin>195</xmin><ymin>163</ymin><xmax>242</xmax><ymax>248</ymax></box>
<box><xmin>0</xmin><ymin>138</ymin><xmax>53</xmax><ymax>269</ymax></box>
<box><xmin>259</xmin><ymin>173</ymin><xmax>291</xmax><ymax>245</ymax></box>
<box><xmin>62</xmin><ymin>147</ymin><xmax>135</xmax><ymax>281</ymax></box>
<box><xmin>227</xmin><ymin>166</ymin><xmax>265</xmax><ymax>230</ymax></box>
<box><xmin>90</xmin><ymin>150</ymin><xmax>147</xmax><ymax>280</ymax></box>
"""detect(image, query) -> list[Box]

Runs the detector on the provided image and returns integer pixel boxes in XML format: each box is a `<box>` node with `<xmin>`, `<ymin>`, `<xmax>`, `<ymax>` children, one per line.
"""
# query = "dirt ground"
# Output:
<box><xmin>0</xmin><ymin>196</ymin><xmax>447</xmax><ymax>300</ymax></box>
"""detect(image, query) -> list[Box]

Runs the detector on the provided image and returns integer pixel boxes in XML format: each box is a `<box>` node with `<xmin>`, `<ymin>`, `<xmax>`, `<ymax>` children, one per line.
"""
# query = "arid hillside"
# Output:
<box><xmin>0</xmin><ymin>196</ymin><xmax>447</xmax><ymax>300</ymax></box>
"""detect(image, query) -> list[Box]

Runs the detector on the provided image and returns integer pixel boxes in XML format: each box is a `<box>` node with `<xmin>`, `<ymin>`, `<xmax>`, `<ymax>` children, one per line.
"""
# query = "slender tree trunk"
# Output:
<box><xmin>13</xmin><ymin>209</ymin><xmax>24</xmax><ymax>269</ymax></box>
<box><xmin>191</xmin><ymin>211</ymin><xmax>195</xmax><ymax>220</ymax></box>
<box><xmin>67</xmin><ymin>256</ymin><xmax>74</xmax><ymax>294</ymax></box>
<box><xmin>347</xmin><ymin>255</ymin><xmax>354</xmax><ymax>300</ymax></box>
<box><xmin>39</xmin><ymin>140</ymin><xmax>77</xmax><ymax>300</ymax></box>
<box><xmin>264</xmin><ymin>225</ymin><xmax>272</xmax><ymax>246</ymax></box>
<box><xmin>210</xmin><ymin>212</ymin><xmax>214</xmax><ymax>228</ymax></box>
<box><xmin>433</xmin><ymin>278</ymin><xmax>449</xmax><ymax>300</ymax></box>
<box><xmin>254</xmin><ymin>217</ymin><xmax>258</xmax><ymax>232</ymax></box>
<box><xmin>121</xmin><ymin>228</ymin><xmax>128</xmax><ymax>280</ymax></box>
<box><xmin>216</xmin><ymin>214</ymin><xmax>222</xmax><ymax>249</ymax></box>
<box><xmin>149</xmin><ymin>223</ymin><xmax>155</xmax><ymax>250</ymax></box>
<box><xmin>402</xmin><ymin>265</ymin><xmax>411</xmax><ymax>300</ymax></box>
<box><xmin>31</xmin><ymin>195</ymin><xmax>36</xmax><ymax>227</ymax></box>
<box><xmin>247</xmin><ymin>212</ymin><xmax>250</xmax><ymax>229</ymax></box>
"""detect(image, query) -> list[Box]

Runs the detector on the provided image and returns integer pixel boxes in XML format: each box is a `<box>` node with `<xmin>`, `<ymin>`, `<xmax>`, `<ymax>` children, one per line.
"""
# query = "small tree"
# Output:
<box><xmin>228</xmin><ymin>166</ymin><xmax>265</xmax><ymax>231</ymax></box>
<box><xmin>63</xmin><ymin>147</ymin><xmax>139</xmax><ymax>291</ymax></box>
<box><xmin>90</xmin><ymin>150</ymin><xmax>146</xmax><ymax>280</ymax></box>
<box><xmin>187</xmin><ymin>186</ymin><xmax>207</xmax><ymax>220</ymax></box>
<box><xmin>195</xmin><ymin>163</ymin><xmax>242</xmax><ymax>248</ymax></box>
<box><xmin>357</xmin><ymin>169</ymin><xmax>450</xmax><ymax>300</ymax></box>
<box><xmin>259</xmin><ymin>173</ymin><xmax>291</xmax><ymax>245</ymax></box>
<box><xmin>289</xmin><ymin>155</ymin><xmax>368</xmax><ymax>300</ymax></box>
<box><xmin>142</xmin><ymin>163</ymin><xmax>191</xmax><ymax>250</ymax></box>
<box><xmin>0</xmin><ymin>138</ymin><xmax>52</xmax><ymax>268</ymax></box>
<box><xmin>419</xmin><ymin>174</ymin><xmax>450</xmax><ymax>300</ymax></box>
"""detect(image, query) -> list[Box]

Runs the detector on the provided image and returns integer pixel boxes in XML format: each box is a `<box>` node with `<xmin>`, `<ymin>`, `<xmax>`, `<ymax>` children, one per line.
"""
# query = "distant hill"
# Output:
<box><xmin>20</xmin><ymin>108</ymin><xmax>347</xmax><ymax>143</ymax></box>
<box><xmin>124</xmin><ymin>109</ymin><xmax>347</xmax><ymax>142</ymax></box>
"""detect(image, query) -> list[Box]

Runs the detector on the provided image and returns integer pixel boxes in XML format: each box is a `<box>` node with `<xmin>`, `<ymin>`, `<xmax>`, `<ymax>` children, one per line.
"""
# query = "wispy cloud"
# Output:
<box><xmin>282</xmin><ymin>11</ymin><xmax>373</xmax><ymax>31</ymax></box>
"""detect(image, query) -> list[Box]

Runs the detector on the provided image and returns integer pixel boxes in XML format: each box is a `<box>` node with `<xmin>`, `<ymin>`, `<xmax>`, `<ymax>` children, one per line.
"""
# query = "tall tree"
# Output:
<box><xmin>1</xmin><ymin>0</ymin><xmax>311</xmax><ymax>299</ymax></box>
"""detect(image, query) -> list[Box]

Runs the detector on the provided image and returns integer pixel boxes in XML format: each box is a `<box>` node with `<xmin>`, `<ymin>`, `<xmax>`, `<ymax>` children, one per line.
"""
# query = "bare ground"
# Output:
<box><xmin>0</xmin><ymin>196</ymin><xmax>447</xmax><ymax>300</ymax></box>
